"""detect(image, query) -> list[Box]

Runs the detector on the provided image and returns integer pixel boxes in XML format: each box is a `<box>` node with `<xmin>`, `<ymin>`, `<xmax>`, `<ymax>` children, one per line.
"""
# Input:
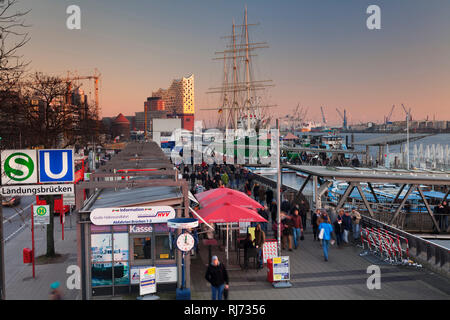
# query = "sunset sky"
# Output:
<box><xmin>15</xmin><ymin>0</ymin><xmax>450</xmax><ymax>126</ymax></box>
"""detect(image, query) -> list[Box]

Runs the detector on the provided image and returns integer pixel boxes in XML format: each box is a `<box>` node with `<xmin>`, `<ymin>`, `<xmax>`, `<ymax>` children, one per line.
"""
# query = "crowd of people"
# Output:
<box><xmin>178</xmin><ymin>161</ymin><xmax>449</xmax><ymax>300</ymax></box>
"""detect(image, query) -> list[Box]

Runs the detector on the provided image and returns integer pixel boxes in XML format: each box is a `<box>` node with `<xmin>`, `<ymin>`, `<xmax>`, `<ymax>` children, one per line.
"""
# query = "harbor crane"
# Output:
<box><xmin>320</xmin><ymin>106</ymin><xmax>327</xmax><ymax>125</ymax></box>
<box><xmin>336</xmin><ymin>108</ymin><xmax>347</xmax><ymax>129</ymax></box>
<box><xmin>65</xmin><ymin>70</ymin><xmax>101</xmax><ymax>119</ymax></box>
<box><xmin>384</xmin><ymin>105</ymin><xmax>395</xmax><ymax>124</ymax></box>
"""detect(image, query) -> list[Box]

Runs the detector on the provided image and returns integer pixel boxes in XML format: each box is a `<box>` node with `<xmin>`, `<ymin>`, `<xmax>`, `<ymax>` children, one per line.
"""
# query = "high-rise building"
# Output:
<box><xmin>151</xmin><ymin>74</ymin><xmax>195</xmax><ymax>130</ymax></box>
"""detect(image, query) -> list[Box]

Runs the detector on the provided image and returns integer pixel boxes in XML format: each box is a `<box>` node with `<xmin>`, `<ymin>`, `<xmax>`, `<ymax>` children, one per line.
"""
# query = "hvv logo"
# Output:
<box><xmin>38</xmin><ymin>149</ymin><xmax>75</xmax><ymax>183</ymax></box>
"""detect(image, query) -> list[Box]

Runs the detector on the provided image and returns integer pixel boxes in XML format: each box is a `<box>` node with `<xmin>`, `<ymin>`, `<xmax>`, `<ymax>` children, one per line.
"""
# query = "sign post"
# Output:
<box><xmin>168</xmin><ymin>218</ymin><xmax>198</xmax><ymax>301</ymax></box>
<box><xmin>31</xmin><ymin>205</ymin><xmax>35</xmax><ymax>279</ymax></box>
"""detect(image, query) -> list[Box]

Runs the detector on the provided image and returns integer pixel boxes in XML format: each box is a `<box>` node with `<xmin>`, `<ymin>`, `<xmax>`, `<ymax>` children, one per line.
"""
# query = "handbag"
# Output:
<box><xmin>223</xmin><ymin>287</ymin><xmax>229</xmax><ymax>300</ymax></box>
<box><xmin>318</xmin><ymin>228</ymin><xmax>325</xmax><ymax>240</ymax></box>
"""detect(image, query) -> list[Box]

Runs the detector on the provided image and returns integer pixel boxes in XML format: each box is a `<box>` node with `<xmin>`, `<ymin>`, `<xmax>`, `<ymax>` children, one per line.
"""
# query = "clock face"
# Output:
<box><xmin>177</xmin><ymin>233</ymin><xmax>195</xmax><ymax>252</ymax></box>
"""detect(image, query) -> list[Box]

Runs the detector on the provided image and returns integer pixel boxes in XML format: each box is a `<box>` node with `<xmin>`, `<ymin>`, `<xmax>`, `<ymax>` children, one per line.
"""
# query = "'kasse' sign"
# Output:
<box><xmin>90</xmin><ymin>206</ymin><xmax>176</xmax><ymax>226</ymax></box>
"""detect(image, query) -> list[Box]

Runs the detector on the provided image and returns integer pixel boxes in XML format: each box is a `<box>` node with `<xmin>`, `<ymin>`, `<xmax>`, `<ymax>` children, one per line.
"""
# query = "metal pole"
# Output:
<box><xmin>31</xmin><ymin>205</ymin><xmax>35</xmax><ymax>279</ymax></box>
<box><xmin>406</xmin><ymin>111</ymin><xmax>410</xmax><ymax>170</ymax></box>
<box><xmin>0</xmin><ymin>195</ymin><xmax>6</xmax><ymax>300</ymax></box>
<box><xmin>276</xmin><ymin>119</ymin><xmax>281</xmax><ymax>256</ymax></box>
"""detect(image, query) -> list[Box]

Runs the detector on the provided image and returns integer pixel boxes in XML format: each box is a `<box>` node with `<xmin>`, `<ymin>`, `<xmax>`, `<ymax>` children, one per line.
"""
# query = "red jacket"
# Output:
<box><xmin>291</xmin><ymin>215</ymin><xmax>303</xmax><ymax>229</ymax></box>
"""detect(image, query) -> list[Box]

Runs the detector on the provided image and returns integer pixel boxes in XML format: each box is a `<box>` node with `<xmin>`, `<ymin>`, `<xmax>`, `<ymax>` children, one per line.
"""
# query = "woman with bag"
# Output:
<box><xmin>318</xmin><ymin>212</ymin><xmax>334</xmax><ymax>262</ymax></box>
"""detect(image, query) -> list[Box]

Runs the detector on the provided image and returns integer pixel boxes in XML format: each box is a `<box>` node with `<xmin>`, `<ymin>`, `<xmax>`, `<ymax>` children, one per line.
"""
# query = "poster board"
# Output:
<box><xmin>139</xmin><ymin>267</ymin><xmax>156</xmax><ymax>295</ymax></box>
<box><xmin>273</xmin><ymin>256</ymin><xmax>290</xmax><ymax>282</ymax></box>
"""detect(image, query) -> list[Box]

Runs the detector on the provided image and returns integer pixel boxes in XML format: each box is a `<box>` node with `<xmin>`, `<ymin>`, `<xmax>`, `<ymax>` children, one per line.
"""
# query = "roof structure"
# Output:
<box><xmin>113</xmin><ymin>113</ymin><xmax>130</xmax><ymax>124</ymax></box>
<box><xmin>82</xmin><ymin>186</ymin><xmax>182</xmax><ymax>211</ymax></box>
<box><xmin>288</xmin><ymin>165</ymin><xmax>450</xmax><ymax>185</ymax></box>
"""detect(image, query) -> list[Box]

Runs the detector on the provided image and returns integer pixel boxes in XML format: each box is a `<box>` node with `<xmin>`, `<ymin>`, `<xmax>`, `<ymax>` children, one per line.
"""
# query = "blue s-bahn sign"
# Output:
<box><xmin>38</xmin><ymin>149</ymin><xmax>74</xmax><ymax>183</ymax></box>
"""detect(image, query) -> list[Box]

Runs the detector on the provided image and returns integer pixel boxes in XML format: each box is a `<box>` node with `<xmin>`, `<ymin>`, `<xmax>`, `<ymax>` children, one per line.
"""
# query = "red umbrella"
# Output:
<box><xmin>196</xmin><ymin>202</ymin><xmax>267</xmax><ymax>224</ymax></box>
<box><xmin>195</xmin><ymin>187</ymin><xmax>232</xmax><ymax>203</ymax></box>
<box><xmin>196</xmin><ymin>202</ymin><xmax>267</xmax><ymax>265</ymax></box>
<box><xmin>200</xmin><ymin>190</ymin><xmax>263</xmax><ymax>210</ymax></box>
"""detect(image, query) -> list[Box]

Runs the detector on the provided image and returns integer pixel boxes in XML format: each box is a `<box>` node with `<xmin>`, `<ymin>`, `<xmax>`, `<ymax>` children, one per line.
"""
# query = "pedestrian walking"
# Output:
<box><xmin>299</xmin><ymin>200</ymin><xmax>309</xmax><ymax>232</ymax></box>
<box><xmin>334</xmin><ymin>209</ymin><xmax>345</xmax><ymax>247</ymax></box>
<box><xmin>253</xmin><ymin>183</ymin><xmax>260</xmax><ymax>202</ymax></box>
<box><xmin>265</xmin><ymin>188</ymin><xmax>274</xmax><ymax>206</ymax></box>
<box><xmin>205</xmin><ymin>256</ymin><xmax>229</xmax><ymax>300</ymax></box>
<box><xmin>351</xmin><ymin>208</ymin><xmax>362</xmax><ymax>241</ymax></box>
<box><xmin>312</xmin><ymin>209</ymin><xmax>321</xmax><ymax>241</ymax></box>
<box><xmin>281</xmin><ymin>215</ymin><xmax>293</xmax><ymax>251</ymax></box>
<box><xmin>342</xmin><ymin>210</ymin><xmax>352</xmax><ymax>244</ymax></box>
<box><xmin>318</xmin><ymin>213</ymin><xmax>334</xmax><ymax>261</ymax></box>
<box><xmin>258</xmin><ymin>185</ymin><xmax>266</xmax><ymax>206</ymax></box>
<box><xmin>291</xmin><ymin>209</ymin><xmax>303</xmax><ymax>249</ymax></box>
<box><xmin>221</xmin><ymin>171</ymin><xmax>229</xmax><ymax>187</ymax></box>
<box><xmin>253</xmin><ymin>224</ymin><xmax>265</xmax><ymax>269</ymax></box>
<box><xmin>49</xmin><ymin>282</ymin><xmax>63</xmax><ymax>300</ymax></box>
<box><xmin>242</xmin><ymin>233</ymin><xmax>254</xmax><ymax>271</ymax></box>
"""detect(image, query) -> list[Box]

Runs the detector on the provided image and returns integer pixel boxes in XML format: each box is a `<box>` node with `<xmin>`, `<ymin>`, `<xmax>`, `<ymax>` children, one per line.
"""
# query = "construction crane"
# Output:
<box><xmin>320</xmin><ymin>106</ymin><xmax>327</xmax><ymax>125</ymax></box>
<box><xmin>384</xmin><ymin>105</ymin><xmax>395</xmax><ymax>124</ymax></box>
<box><xmin>336</xmin><ymin>108</ymin><xmax>347</xmax><ymax>129</ymax></box>
<box><xmin>65</xmin><ymin>70</ymin><xmax>101</xmax><ymax>119</ymax></box>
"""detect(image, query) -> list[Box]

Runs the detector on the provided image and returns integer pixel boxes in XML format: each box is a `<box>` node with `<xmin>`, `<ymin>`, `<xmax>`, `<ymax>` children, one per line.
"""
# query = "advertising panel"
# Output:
<box><xmin>140</xmin><ymin>267</ymin><xmax>156</xmax><ymax>295</ymax></box>
<box><xmin>90</xmin><ymin>206</ymin><xmax>176</xmax><ymax>226</ymax></box>
<box><xmin>272</xmin><ymin>256</ymin><xmax>290</xmax><ymax>282</ymax></box>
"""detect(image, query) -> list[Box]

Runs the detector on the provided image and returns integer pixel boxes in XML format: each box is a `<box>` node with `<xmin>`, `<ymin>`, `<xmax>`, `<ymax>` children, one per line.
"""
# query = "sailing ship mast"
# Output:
<box><xmin>205</xmin><ymin>7</ymin><xmax>276</xmax><ymax>132</ymax></box>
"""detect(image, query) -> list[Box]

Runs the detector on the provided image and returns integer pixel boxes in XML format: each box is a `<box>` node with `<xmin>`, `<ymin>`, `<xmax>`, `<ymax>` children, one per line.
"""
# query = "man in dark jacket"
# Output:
<box><xmin>342</xmin><ymin>210</ymin><xmax>352</xmax><ymax>244</ymax></box>
<box><xmin>298</xmin><ymin>200</ymin><xmax>309</xmax><ymax>231</ymax></box>
<box><xmin>334</xmin><ymin>209</ymin><xmax>345</xmax><ymax>247</ymax></box>
<box><xmin>205</xmin><ymin>256</ymin><xmax>229</xmax><ymax>300</ymax></box>
<box><xmin>253</xmin><ymin>183</ymin><xmax>260</xmax><ymax>202</ymax></box>
<box><xmin>265</xmin><ymin>188</ymin><xmax>274</xmax><ymax>206</ymax></box>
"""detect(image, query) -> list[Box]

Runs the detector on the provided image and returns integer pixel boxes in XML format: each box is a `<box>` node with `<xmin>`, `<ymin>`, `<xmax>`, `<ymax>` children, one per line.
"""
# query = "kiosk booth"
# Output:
<box><xmin>78</xmin><ymin>186</ymin><xmax>187</xmax><ymax>298</ymax></box>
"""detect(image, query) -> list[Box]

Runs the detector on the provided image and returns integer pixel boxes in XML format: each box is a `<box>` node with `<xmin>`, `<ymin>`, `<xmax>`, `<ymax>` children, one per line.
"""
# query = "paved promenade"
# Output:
<box><xmin>4</xmin><ymin>215</ymin><xmax>80</xmax><ymax>300</ymax></box>
<box><xmin>191</xmin><ymin>228</ymin><xmax>450</xmax><ymax>300</ymax></box>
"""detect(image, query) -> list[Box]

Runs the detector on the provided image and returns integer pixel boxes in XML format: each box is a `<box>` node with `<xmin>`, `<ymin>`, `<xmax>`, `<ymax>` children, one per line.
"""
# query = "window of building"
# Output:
<box><xmin>155</xmin><ymin>234</ymin><xmax>174</xmax><ymax>260</ymax></box>
<box><xmin>132</xmin><ymin>236</ymin><xmax>152</xmax><ymax>261</ymax></box>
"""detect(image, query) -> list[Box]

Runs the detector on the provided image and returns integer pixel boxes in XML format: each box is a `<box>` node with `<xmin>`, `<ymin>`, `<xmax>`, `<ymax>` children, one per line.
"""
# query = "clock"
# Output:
<box><xmin>176</xmin><ymin>232</ymin><xmax>195</xmax><ymax>252</ymax></box>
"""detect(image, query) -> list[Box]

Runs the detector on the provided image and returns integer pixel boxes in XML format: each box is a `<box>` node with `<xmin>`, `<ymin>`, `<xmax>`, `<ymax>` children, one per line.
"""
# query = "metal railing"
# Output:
<box><xmin>360</xmin><ymin>215</ymin><xmax>449</xmax><ymax>276</ymax></box>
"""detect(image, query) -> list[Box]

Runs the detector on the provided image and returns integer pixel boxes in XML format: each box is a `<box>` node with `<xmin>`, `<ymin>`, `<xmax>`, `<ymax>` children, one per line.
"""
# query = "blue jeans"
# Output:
<box><xmin>257</xmin><ymin>247</ymin><xmax>263</xmax><ymax>268</ymax></box>
<box><xmin>211</xmin><ymin>284</ymin><xmax>225</xmax><ymax>300</ymax></box>
<box><xmin>322</xmin><ymin>239</ymin><xmax>330</xmax><ymax>260</ymax></box>
<box><xmin>352</xmin><ymin>224</ymin><xmax>360</xmax><ymax>240</ymax></box>
<box><xmin>343</xmin><ymin>229</ymin><xmax>349</xmax><ymax>243</ymax></box>
<box><xmin>292</xmin><ymin>228</ymin><xmax>301</xmax><ymax>248</ymax></box>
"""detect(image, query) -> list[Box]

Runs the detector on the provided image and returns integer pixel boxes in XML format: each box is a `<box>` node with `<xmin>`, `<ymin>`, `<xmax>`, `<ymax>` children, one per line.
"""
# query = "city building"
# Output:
<box><xmin>112</xmin><ymin>113</ymin><xmax>131</xmax><ymax>140</ymax></box>
<box><xmin>151</xmin><ymin>74</ymin><xmax>195</xmax><ymax>131</ymax></box>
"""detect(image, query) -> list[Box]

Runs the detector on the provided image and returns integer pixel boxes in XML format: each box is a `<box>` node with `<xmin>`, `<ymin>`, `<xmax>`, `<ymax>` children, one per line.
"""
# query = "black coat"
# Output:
<box><xmin>205</xmin><ymin>263</ymin><xmax>229</xmax><ymax>287</ymax></box>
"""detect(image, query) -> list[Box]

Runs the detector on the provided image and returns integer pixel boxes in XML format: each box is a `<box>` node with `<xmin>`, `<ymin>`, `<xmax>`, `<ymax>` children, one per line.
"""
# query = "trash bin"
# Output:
<box><xmin>23</xmin><ymin>248</ymin><xmax>33</xmax><ymax>264</ymax></box>
<box><xmin>266</xmin><ymin>258</ymin><xmax>274</xmax><ymax>283</ymax></box>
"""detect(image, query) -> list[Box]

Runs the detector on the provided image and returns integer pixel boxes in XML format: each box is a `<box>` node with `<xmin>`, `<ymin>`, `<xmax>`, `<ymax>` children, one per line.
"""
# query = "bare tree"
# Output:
<box><xmin>0</xmin><ymin>0</ymin><xmax>30</xmax><ymax>90</ymax></box>
<box><xmin>0</xmin><ymin>0</ymin><xmax>30</xmax><ymax>149</ymax></box>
